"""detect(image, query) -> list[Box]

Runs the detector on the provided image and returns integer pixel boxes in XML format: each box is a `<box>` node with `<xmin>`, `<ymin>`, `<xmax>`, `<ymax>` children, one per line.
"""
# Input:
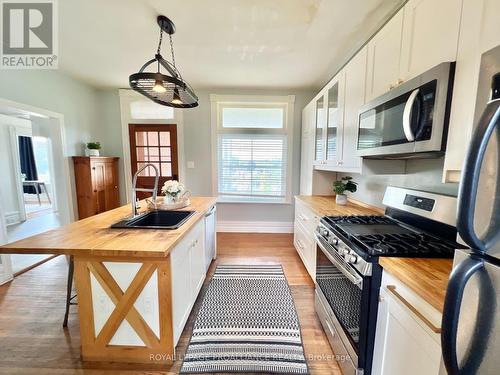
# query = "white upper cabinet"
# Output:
<box><xmin>399</xmin><ymin>0</ymin><xmax>462</xmax><ymax>82</ymax></box>
<box><xmin>341</xmin><ymin>46</ymin><xmax>367</xmax><ymax>172</ymax></box>
<box><xmin>443</xmin><ymin>0</ymin><xmax>500</xmax><ymax>182</ymax></box>
<box><xmin>313</xmin><ymin>71</ymin><xmax>344</xmax><ymax>168</ymax></box>
<box><xmin>313</xmin><ymin>63</ymin><xmax>364</xmax><ymax>173</ymax></box>
<box><xmin>325</xmin><ymin>73</ymin><xmax>345</xmax><ymax>168</ymax></box>
<box><xmin>365</xmin><ymin>9</ymin><xmax>404</xmax><ymax>102</ymax></box>
<box><xmin>366</xmin><ymin>0</ymin><xmax>462</xmax><ymax>103</ymax></box>
<box><xmin>313</xmin><ymin>93</ymin><xmax>327</xmax><ymax>165</ymax></box>
<box><xmin>300</xmin><ymin>102</ymin><xmax>316</xmax><ymax>195</ymax></box>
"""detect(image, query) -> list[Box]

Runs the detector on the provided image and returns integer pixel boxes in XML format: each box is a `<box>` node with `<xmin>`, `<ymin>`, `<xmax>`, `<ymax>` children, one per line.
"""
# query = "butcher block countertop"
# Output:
<box><xmin>0</xmin><ymin>197</ymin><xmax>217</xmax><ymax>258</ymax></box>
<box><xmin>295</xmin><ymin>195</ymin><xmax>452</xmax><ymax>313</ymax></box>
<box><xmin>295</xmin><ymin>195</ymin><xmax>384</xmax><ymax>216</ymax></box>
<box><xmin>379</xmin><ymin>257</ymin><xmax>453</xmax><ymax>313</ymax></box>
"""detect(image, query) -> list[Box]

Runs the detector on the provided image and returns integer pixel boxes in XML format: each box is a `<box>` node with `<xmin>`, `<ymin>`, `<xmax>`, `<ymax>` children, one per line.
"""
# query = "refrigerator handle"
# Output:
<box><xmin>457</xmin><ymin>99</ymin><xmax>500</xmax><ymax>251</ymax></box>
<box><xmin>441</xmin><ymin>256</ymin><xmax>484</xmax><ymax>375</ymax></box>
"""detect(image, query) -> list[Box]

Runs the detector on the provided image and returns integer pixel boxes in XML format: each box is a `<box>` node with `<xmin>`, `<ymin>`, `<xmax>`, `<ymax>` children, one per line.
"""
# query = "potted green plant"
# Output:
<box><xmin>333</xmin><ymin>176</ymin><xmax>357</xmax><ymax>205</ymax></box>
<box><xmin>86</xmin><ymin>142</ymin><xmax>101</xmax><ymax>157</ymax></box>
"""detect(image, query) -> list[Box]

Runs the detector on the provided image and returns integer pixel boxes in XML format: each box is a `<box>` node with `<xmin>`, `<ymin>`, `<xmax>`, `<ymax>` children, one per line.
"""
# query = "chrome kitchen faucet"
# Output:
<box><xmin>131</xmin><ymin>163</ymin><xmax>159</xmax><ymax>218</ymax></box>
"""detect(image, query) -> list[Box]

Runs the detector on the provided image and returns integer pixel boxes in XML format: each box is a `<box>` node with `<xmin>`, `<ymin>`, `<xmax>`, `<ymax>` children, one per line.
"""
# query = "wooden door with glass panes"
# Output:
<box><xmin>128</xmin><ymin>124</ymin><xmax>179</xmax><ymax>199</ymax></box>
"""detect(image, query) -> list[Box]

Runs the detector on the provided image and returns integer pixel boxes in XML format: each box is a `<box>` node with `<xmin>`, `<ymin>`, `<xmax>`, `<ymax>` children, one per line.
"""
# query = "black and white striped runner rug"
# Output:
<box><xmin>180</xmin><ymin>265</ymin><xmax>309</xmax><ymax>374</ymax></box>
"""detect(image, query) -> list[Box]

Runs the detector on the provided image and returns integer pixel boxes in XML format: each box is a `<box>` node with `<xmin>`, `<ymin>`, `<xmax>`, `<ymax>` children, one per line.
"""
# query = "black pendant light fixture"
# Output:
<box><xmin>129</xmin><ymin>16</ymin><xmax>198</xmax><ymax>108</ymax></box>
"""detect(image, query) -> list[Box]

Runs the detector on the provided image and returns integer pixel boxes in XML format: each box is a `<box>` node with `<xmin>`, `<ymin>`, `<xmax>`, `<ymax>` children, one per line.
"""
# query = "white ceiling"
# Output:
<box><xmin>59</xmin><ymin>0</ymin><xmax>405</xmax><ymax>90</ymax></box>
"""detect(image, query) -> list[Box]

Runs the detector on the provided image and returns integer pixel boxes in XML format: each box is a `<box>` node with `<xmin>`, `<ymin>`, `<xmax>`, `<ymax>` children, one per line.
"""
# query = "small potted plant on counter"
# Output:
<box><xmin>86</xmin><ymin>142</ymin><xmax>101</xmax><ymax>157</ymax></box>
<box><xmin>333</xmin><ymin>176</ymin><xmax>357</xmax><ymax>205</ymax></box>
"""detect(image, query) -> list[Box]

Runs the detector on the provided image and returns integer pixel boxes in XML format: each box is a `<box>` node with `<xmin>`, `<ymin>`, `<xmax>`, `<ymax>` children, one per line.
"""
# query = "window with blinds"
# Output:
<box><xmin>215</xmin><ymin>102</ymin><xmax>290</xmax><ymax>203</ymax></box>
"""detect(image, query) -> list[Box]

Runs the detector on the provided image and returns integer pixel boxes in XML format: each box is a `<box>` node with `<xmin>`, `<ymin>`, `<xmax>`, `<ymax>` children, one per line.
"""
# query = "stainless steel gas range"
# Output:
<box><xmin>314</xmin><ymin>187</ymin><xmax>467</xmax><ymax>375</ymax></box>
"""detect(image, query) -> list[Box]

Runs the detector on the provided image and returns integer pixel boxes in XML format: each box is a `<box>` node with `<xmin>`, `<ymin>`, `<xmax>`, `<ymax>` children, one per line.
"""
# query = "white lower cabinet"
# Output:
<box><xmin>293</xmin><ymin>199</ymin><xmax>318</xmax><ymax>279</ymax></box>
<box><xmin>293</xmin><ymin>223</ymin><xmax>316</xmax><ymax>279</ymax></box>
<box><xmin>372</xmin><ymin>272</ymin><xmax>444</xmax><ymax>375</ymax></box>
<box><xmin>171</xmin><ymin>219</ymin><xmax>206</xmax><ymax>346</ymax></box>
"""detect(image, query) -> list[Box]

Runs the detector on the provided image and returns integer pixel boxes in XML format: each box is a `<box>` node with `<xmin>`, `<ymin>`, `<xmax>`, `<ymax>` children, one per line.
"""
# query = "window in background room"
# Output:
<box><xmin>212</xmin><ymin>97</ymin><xmax>294</xmax><ymax>203</ymax></box>
<box><xmin>130</xmin><ymin>100</ymin><xmax>174</xmax><ymax>120</ymax></box>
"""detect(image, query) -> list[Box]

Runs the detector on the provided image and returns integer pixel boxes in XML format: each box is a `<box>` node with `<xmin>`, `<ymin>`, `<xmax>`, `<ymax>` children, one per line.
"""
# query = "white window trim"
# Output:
<box><xmin>210</xmin><ymin>94</ymin><xmax>295</xmax><ymax>204</ymax></box>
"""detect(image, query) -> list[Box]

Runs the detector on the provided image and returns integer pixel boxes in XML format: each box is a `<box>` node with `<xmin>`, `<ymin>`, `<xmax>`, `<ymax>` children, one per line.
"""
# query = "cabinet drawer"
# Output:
<box><xmin>294</xmin><ymin>199</ymin><xmax>319</xmax><ymax>236</ymax></box>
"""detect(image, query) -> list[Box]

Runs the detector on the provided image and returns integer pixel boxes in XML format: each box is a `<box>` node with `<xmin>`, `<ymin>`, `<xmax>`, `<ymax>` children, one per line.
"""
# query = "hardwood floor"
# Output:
<box><xmin>0</xmin><ymin>233</ymin><xmax>342</xmax><ymax>374</ymax></box>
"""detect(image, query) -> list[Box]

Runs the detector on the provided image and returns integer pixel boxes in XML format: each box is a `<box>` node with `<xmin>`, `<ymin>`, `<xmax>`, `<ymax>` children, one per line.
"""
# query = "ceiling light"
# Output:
<box><xmin>171</xmin><ymin>87</ymin><xmax>183</xmax><ymax>105</ymax></box>
<box><xmin>129</xmin><ymin>16</ymin><xmax>198</xmax><ymax>108</ymax></box>
<box><xmin>152</xmin><ymin>78</ymin><xmax>167</xmax><ymax>93</ymax></box>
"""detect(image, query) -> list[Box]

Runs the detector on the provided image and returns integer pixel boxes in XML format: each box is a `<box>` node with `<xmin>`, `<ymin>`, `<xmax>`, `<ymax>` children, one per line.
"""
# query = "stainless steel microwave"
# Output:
<box><xmin>356</xmin><ymin>62</ymin><xmax>455</xmax><ymax>158</ymax></box>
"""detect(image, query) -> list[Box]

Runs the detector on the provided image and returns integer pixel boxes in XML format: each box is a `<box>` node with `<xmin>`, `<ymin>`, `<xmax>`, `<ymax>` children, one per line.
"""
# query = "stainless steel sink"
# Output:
<box><xmin>111</xmin><ymin>210</ymin><xmax>195</xmax><ymax>230</ymax></box>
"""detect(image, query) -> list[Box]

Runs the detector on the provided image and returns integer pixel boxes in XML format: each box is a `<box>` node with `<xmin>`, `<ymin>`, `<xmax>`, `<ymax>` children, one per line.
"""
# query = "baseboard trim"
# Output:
<box><xmin>217</xmin><ymin>221</ymin><xmax>293</xmax><ymax>233</ymax></box>
<box><xmin>5</xmin><ymin>211</ymin><xmax>22</xmax><ymax>226</ymax></box>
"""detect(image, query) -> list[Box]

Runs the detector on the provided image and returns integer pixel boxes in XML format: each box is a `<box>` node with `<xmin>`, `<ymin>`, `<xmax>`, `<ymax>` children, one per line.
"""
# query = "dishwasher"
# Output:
<box><xmin>204</xmin><ymin>205</ymin><xmax>217</xmax><ymax>271</ymax></box>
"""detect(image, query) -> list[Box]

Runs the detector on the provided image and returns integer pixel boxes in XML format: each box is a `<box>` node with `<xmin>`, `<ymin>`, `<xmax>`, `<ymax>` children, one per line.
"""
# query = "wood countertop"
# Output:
<box><xmin>0</xmin><ymin>197</ymin><xmax>217</xmax><ymax>258</ymax></box>
<box><xmin>295</xmin><ymin>195</ymin><xmax>452</xmax><ymax>313</ymax></box>
<box><xmin>379</xmin><ymin>257</ymin><xmax>453</xmax><ymax>313</ymax></box>
<box><xmin>295</xmin><ymin>195</ymin><xmax>384</xmax><ymax>217</ymax></box>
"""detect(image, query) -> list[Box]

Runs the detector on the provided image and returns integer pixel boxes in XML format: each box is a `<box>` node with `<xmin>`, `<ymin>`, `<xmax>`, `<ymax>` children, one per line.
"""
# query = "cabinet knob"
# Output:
<box><xmin>114</xmin><ymin>186</ymin><xmax>118</xmax><ymax>189</ymax></box>
<box><xmin>94</xmin><ymin>190</ymin><xmax>97</xmax><ymax>193</ymax></box>
<box><xmin>92</xmin><ymin>167</ymin><xmax>96</xmax><ymax>170</ymax></box>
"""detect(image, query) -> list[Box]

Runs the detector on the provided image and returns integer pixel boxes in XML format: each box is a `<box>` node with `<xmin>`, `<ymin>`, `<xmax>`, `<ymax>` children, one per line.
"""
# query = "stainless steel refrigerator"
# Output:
<box><xmin>442</xmin><ymin>45</ymin><xmax>500</xmax><ymax>374</ymax></box>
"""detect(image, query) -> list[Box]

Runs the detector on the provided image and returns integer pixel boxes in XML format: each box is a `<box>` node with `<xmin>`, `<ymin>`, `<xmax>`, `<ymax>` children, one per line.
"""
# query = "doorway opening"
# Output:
<box><xmin>0</xmin><ymin>100</ymin><xmax>72</xmax><ymax>279</ymax></box>
<box><xmin>20</xmin><ymin>136</ymin><xmax>54</xmax><ymax>219</ymax></box>
<box><xmin>128</xmin><ymin>124</ymin><xmax>179</xmax><ymax>198</ymax></box>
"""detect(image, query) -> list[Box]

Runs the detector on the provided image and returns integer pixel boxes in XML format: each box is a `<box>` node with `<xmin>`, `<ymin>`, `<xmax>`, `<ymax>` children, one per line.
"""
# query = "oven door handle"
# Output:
<box><xmin>315</xmin><ymin>234</ymin><xmax>363</xmax><ymax>289</ymax></box>
<box><xmin>403</xmin><ymin>88</ymin><xmax>420</xmax><ymax>142</ymax></box>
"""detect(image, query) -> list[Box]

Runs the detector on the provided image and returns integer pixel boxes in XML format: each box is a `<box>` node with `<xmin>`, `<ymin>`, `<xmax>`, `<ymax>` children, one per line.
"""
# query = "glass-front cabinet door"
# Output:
<box><xmin>325</xmin><ymin>73</ymin><xmax>345</xmax><ymax>167</ymax></box>
<box><xmin>314</xmin><ymin>95</ymin><xmax>326</xmax><ymax>164</ymax></box>
<box><xmin>326</xmin><ymin>82</ymin><xmax>340</xmax><ymax>163</ymax></box>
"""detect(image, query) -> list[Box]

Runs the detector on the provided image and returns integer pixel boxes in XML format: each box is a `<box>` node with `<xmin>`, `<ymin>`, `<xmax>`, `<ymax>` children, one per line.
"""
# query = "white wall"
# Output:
<box><xmin>183</xmin><ymin>88</ymin><xmax>315</xmax><ymax>225</ymax></box>
<box><xmin>337</xmin><ymin>158</ymin><xmax>459</xmax><ymax>209</ymax></box>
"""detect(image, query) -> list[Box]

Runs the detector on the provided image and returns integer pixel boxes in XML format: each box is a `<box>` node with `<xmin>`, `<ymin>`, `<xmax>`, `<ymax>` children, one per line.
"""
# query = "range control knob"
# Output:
<box><xmin>321</xmin><ymin>229</ymin><xmax>329</xmax><ymax>237</ymax></box>
<box><xmin>342</xmin><ymin>248</ymin><xmax>350</xmax><ymax>256</ymax></box>
<box><xmin>330</xmin><ymin>237</ymin><xmax>339</xmax><ymax>246</ymax></box>
<box><xmin>347</xmin><ymin>254</ymin><xmax>359</xmax><ymax>264</ymax></box>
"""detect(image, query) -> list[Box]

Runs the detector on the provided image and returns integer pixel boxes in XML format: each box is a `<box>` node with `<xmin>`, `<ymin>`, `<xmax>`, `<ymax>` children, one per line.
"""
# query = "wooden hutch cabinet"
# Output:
<box><xmin>72</xmin><ymin>156</ymin><xmax>120</xmax><ymax>219</ymax></box>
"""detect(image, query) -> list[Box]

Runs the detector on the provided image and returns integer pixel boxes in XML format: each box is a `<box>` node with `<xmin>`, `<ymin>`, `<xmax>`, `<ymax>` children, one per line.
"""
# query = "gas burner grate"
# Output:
<box><xmin>357</xmin><ymin>232</ymin><xmax>456</xmax><ymax>257</ymax></box>
<box><xmin>325</xmin><ymin>215</ymin><xmax>395</xmax><ymax>225</ymax></box>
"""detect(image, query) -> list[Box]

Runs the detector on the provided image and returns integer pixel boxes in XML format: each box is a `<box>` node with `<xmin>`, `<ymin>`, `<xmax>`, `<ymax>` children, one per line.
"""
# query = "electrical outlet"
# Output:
<box><xmin>187</xmin><ymin>161</ymin><xmax>195</xmax><ymax>169</ymax></box>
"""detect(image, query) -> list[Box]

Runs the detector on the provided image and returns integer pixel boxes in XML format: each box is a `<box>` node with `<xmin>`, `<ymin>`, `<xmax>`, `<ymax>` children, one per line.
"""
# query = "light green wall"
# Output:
<box><xmin>0</xmin><ymin>70</ymin><xmax>99</xmax><ymax>155</ymax></box>
<box><xmin>95</xmin><ymin>89</ymin><xmax>127</xmax><ymax>204</ymax></box>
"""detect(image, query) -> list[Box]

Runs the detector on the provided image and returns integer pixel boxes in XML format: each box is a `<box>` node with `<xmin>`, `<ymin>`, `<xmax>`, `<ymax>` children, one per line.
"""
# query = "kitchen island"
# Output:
<box><xmin>0</xmin><ymin>197</ymin><xmax>217</xmax><ymax>365</ymax></box>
